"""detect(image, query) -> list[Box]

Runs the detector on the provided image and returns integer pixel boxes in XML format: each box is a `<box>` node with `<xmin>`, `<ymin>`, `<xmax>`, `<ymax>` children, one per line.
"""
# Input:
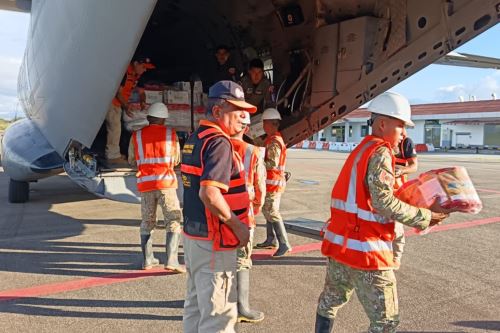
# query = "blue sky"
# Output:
<box><xmin>0</xmin><ymin>9</ymin><xmax>499</xmax><ymax>120</ymax></box>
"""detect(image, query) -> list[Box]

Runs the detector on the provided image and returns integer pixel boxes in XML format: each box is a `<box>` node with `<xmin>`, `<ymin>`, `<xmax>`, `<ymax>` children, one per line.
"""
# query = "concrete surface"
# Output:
<box><xmin>0</xmin><ymin>150</ymin><xmax>499</xmax><ymax>332</ymax></box>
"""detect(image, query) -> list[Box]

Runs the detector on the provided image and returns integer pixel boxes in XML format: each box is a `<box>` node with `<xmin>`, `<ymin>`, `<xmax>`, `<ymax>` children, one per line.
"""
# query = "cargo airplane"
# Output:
<box><xmin>1</xmin><ymin>0</ymin><xmax>499</xmax><ymax>203</ymax></box>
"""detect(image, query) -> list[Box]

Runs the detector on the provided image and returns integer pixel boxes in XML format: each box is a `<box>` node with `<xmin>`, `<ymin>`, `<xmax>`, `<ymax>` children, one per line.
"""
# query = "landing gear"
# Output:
<box><xmin>8</xmin><ymin>179</ymin><xmax>29</xmax><ymax>203</ymax></box>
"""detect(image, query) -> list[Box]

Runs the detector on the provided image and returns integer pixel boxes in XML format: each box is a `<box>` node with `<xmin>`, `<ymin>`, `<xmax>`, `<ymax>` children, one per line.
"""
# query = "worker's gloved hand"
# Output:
<box><xmin>285</xmin><ymin>171</ymin><xmax>292</xmax><ymax>182</ymax></box>
<box><xmin>428</xmin><ymin>197</ymin><xmax>451</xmax><ymax>226</ymax></box>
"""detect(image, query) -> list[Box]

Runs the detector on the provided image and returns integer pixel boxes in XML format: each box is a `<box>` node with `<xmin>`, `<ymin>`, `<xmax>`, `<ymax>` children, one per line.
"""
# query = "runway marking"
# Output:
<box><xmin>404</xmin><ymin>216</ymin><xmax>500</xmax><ymax>236</ymax></box>
<box><xmin>1</xmin><ymin>216</ymin><xmax>499</xmax><ymax>302</ymax></box>
<box><xmin>477</xmin><ymin>188</ymin><xmax>500</xmax><ymax>195</ymax></box>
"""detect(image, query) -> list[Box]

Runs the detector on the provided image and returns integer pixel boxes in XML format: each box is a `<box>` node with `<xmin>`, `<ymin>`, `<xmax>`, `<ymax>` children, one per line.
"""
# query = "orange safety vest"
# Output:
<box><xmin>321</xmin><ymin>135</ymin><xmax>396</xmax><ymax>270</ymax></box>
<box><xmin>231</xmin><ymin>138</ymin><xmax>262</xmax><ymax>228</ymax></box>
<box><xmin>181</xmin><ymin>120</ymin><xmax>250</xmax><ymax>251</ymax></box>
<box><xmin>112</xmin><ymin>65</ymin><xmax>139</xmax><ymax>107</ymax></box>
<box><xmin>132</xmin><ymin>124</ymin><xmax>178</xmax><ymax>192</ymax></box>
<box><xmin>265</xmin><ymin>132</ymin><xmax>287</xmax><ymax>193</ymax></box>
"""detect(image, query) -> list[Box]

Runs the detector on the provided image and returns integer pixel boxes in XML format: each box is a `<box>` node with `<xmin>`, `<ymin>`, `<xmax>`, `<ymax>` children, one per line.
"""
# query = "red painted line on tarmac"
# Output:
<box><xmin>0</xmin><ymin>269</ymin><xmax>172</xmax><ymax>302</ymax></box>
<box><xmin>1</xmin><ymin>217</ymin><xmax>499</xmax><ymax>302</ymax></box>
<box><xmin>476</xmin><ymin>188</ymin><xmax>500</xmax><ymax>194</ymax></box>
<box><xmin>404</xmin><ymin>216</ymin><xmax>500</xmax><ymax>236</ymax></box>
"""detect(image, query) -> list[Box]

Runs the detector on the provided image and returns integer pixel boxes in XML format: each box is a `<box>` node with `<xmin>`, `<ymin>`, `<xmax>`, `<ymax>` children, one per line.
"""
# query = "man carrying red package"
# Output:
<box><xmin>315</xmin><ymin>92</ymin><xmax>463</xmax><ymax>333</ymax></box>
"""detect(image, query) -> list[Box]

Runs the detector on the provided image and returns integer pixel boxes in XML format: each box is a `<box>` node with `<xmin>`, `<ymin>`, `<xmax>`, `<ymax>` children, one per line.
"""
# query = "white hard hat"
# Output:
<box><xmin>262</xmin><ymin>108</ymin><xmax>282</xmax><ymax>121</ymax></box>
<box><xmin>367</xmin><ymin>92</ymin><xmax>414</xmax><ymax>127</ymax></box>
<box><xmin>242</xmin><ymin>111</ymin><xmax>251</xmax><ymax>125</ymax></box>
<box><xmin>147</xmin><ymin>102</ymin><xmax>169</xmax><ymax>118</ymax></box>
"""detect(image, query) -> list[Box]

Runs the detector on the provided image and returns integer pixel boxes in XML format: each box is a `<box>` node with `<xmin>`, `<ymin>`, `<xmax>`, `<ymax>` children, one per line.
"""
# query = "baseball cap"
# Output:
<box><xmin>208</xmin><ymin>80</ymin><xmax>257</xmax><ymax>113</ymax></box>
<box><xmin>132</xmin><ymin>55</ymin><xmax>155</xmax><ymax>69</ymax></box>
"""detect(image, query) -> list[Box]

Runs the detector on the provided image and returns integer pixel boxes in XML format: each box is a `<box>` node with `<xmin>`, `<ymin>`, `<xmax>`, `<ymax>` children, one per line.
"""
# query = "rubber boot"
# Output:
<box><xmin>271</xmin><ymin>221</ymin><xmax>292</xmax><ymax>257</ymax></box>
<box><xmin>315</xmin><ymin>313</ymin><xmax>334</xmax><ymax>333</ymax></box>
<box><xmin>140</xmin><ymin>234</ymin><xmax>159</xmax><ymax>270</ymax></box>
<box><xmin>254</xmin><ymin>222</ymin><xmax>278</xmax><ymax>249</ymax></box>
<box><xmin>237</xmin><ymin>269</ymin><xmax>264</xmax><ymax>323</ymax></box>
<box><xmin>165</xmin><ymin>232</ymin><xmax>186</xmax><ymax>274</ymax></box>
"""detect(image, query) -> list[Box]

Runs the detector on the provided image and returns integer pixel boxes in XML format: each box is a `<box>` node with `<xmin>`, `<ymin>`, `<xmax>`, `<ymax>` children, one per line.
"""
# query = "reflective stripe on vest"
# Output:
<box><xmin>322</xmin><ymin>135</ymin><xmax>396</xmax><ymax>270</ymax></box>
<box><xmin>181</xmin><ymin>122</ymin><xmax>250</xmax><ymax>250</ymax></box>
<box><xmin>137</xmin><ymin>174</ymin><xmax>176</xmax><ymax>184</ymax></box>
<box><xmin>133</xmin><ymin>125</ymin><xmax>177</xmax><ymax>192</ymax></box>
<box><xmin>136</xmin><ymin>127</ymin><xmax>174</xmax><ymax>166</ymax></box>
<box><xmin>330</xmin><ymin>199</ymin><xmax>390</xmax><ymax>224</ymax></box>
<box><xmin>324</xmin><ymin>230</ymin><xmax>393</xmax><ymax>253</ymax></box>
<box><xmin>265</xmin><ymin>133</ymin><xmax>287</xmax><ymax>193</ymax></box>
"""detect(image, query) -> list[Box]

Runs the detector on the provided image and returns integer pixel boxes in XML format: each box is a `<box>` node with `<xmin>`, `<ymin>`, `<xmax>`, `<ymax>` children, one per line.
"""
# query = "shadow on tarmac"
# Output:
<box><xmin>0</xmin><ymin>297</ymin><xmax>183</xmax><ymax>321</ymax></box>
<box><xmin>453</xmin><ymin>320</ymin><xmax>500</xmax><ymax>331</ymax></box>
<box><xmin>0</xmin><ymin>173</ymin><xmax>151</xmax><ymax>277</ymax></box>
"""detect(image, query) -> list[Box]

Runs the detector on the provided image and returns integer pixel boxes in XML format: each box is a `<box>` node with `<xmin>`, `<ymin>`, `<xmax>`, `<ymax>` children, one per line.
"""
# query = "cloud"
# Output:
<box><xmin>435</xmin><ymin>74</ymin><xmax>500</xmax><ymax>102</ymax></box>
<box><xmin>0</xmin><ymin>56</ymin><xmax>23</xmax><ymax>120</ymax></box>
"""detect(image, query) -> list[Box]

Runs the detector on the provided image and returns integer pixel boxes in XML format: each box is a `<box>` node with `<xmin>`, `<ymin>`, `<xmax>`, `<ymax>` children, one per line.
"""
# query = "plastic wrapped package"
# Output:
<box><xmin>396</xmin><ymin>166</ymin><xmax>483</xmax><ymax>214</ymax></box>
<box><xmin>123</xmin><ymin>103</ymin><xmax>149</xmax><ymax>131</ymax></box>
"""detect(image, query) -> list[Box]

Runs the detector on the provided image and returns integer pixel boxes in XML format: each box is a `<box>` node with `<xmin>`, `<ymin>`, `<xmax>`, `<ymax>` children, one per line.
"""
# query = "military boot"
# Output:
<box><xmin>140</xmin><ymin>234</ymin><xmax>159</xmax><ymax>270</ymax></box>
<box><xmin>254</xmin><ymin>221</ymin><xmax>278</xmax><ymax>249</ymax></box>
<box><xmin>315</xmin><ymin>313</ymin><xmax>334</xmax><ymax>333</ymax></box>
<box><xmin>237</xmin><ymin>269</ymin><xmax>264</xmax><ymax>323</ymax></box>
<box><xmin>271</xmin><ymin>221</ymin><xmax>292</xmax><ymax>257</ymax></box>
<box><xmin>165</xmin><ymin>232</ymin><xmax>186</xmax><ymax>274</ymax></box>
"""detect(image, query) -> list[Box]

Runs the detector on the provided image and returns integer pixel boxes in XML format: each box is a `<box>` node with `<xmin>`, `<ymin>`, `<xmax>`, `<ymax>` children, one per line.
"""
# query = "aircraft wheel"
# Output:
<box><xmin>8</xmin><ymin>179</ymin><xmax>29</xmax><ymax>203</ymax></box>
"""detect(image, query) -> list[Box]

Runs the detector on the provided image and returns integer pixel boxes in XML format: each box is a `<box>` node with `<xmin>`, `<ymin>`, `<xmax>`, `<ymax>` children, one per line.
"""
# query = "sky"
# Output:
<box><xmin>0</xmin><ymin>9</ymin><xmax>499</xmax><ymax>120</ymax></box>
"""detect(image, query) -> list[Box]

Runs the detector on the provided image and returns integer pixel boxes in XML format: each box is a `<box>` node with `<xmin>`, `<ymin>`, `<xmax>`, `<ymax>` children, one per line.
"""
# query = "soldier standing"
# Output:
<box><xmin>255</xmin><ymin>108</ymin><xmax>292</xmax><ymax>257</ymax></box>
<box><xmin>314</xmin><ymin>92</ymin><xmax>459</xmax><ymax>333</ymax></box>
<box><xmin>128</xmin><ymin>103</ymin><xmax>185</xmax><ymax>273</ymax></box>
<box><xmin>230</xmin><ymin>112</ymin><xmax>266</xmax><ymax>323</ymax></box>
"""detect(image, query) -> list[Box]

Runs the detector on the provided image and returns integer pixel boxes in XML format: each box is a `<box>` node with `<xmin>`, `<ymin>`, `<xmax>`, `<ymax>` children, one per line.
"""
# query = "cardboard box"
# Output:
<box><xmin>164</xmin><ymin>90</ymin><xmax>190</xmax><ymax>104</ymax></box>
<box><xmin>144</xmin><ymin>90</ymin><xmax>163</xmax><ymax>104</ymax></box>
<box><xmin>174</xmin><ymin>81</ymin><xmax>203</xmax><ymax>93</ymax></box>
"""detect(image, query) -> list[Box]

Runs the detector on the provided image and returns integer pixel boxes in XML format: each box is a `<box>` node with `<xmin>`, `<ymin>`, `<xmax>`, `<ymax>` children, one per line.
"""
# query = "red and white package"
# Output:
<box><xmin>396</xmin><ymin>166</ymin><xmax>482</xmax><ymax>214</ymax></box>
<box><xmin>396</xmin><ymin>166</ymin><xmax>482</xmax><ymax>234</ymax></box>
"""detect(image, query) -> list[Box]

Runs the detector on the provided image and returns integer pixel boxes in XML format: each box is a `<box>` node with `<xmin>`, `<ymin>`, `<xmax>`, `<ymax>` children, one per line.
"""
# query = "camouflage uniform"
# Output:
<box><xmin>129</xmin><ymin>136</ymin><xmax>182</xmax><ymax>235</ymax></box>
<box><xmin>240</xmin><ymin>76</ymin><xmax>273</xmax><ymax>113</ymax></box>
<box><xmin>317</xmin><ymin>146</ymin><xmax>431</xmax><ymax>333</ymax></box>
<box><xmin>140</xmin><ymin>189</ymin><xmax>182</xmax><ymax>235</ymax></box>
<box><xmin>262</xmin><ymin>140</ymin><xmax>285</xmax><ymax>224</ymax></box>
<box><xmin>237</xmin><ymin>150</ymin><xmax>266</xmax><ymax>271</ymax></box>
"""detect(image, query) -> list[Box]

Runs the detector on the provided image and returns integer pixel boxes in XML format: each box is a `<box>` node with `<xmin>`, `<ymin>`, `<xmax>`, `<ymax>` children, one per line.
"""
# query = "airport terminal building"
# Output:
<box><xmin>313</xmin><ymin>100</ymin><xmax>500</xmax><ymax>149</ymax></box>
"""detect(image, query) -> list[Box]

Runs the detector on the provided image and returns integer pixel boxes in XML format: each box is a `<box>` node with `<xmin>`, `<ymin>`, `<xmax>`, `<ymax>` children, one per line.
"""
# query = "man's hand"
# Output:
<box><xmin>230</xmin><ymin>219</ymin><xmax>250</xmax><ymax>246</ymax></box>
<box><xmin>394</xmin><ymin>165</ymin><xmax>404</xmax><ymax>178</ymax></box>
<box><xmin>428</xmin><ymin>198</ymin><xmax>451</xmax><ymax>226</ymax></box>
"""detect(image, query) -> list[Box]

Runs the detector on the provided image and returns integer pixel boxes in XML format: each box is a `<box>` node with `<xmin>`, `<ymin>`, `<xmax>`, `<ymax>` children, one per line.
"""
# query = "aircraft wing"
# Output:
<box><xmin>436</xmin><ymin>51</ymin><xmax>500</xmax><ymax>69</ymax></box>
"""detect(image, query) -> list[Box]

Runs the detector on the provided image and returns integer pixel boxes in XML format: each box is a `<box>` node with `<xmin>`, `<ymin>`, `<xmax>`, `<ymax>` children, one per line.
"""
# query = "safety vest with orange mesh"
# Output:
<box><xmin>181</xmin><ymin>120</ymin><xmax>250</xmax><ymax>251</ymax></box>
<box><xmin>321</xmin><ymin>135</ymin><xmax>397</xmax><ymax>270</ymax></box>
<box><xmin>231</xmin><ymin>138</ymin><xmax>262</xmax><ymax>228</ymax></box>
<box><xmin>112</xmin><ymin>65</ymin><xmax>139</xmax><ymax>107</ymax></box>
<box><xmin>265</xmin><ymin>132</ymin><xmax>287</xmax><ymax>193</ymax></box>
<box><xmin>132</xmin><ymin>124</ymin><xmax>178</xmax><ymax>192</ymax></box>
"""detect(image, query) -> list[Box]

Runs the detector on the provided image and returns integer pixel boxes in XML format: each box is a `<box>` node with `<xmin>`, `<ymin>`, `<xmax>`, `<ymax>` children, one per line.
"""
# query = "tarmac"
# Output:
<box><xmin>1</xmin><ymin>149</ymin><xmax>499</xmax><ymax>333</ymax></box>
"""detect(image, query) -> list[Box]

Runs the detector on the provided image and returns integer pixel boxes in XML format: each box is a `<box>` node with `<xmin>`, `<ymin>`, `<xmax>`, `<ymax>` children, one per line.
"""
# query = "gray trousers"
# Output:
<box><xmin>183</xmin><ymin>236</ymin><xmax>237</xmax><ymax>333</ymax></box>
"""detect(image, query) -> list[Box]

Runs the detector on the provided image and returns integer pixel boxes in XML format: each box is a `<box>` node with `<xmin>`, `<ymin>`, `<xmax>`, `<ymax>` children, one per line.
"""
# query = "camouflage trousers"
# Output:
<box><xmin>262</xmin><ymin>192</ymin><xmax>282</xmax><ymax>223</ymax></box>
<box><xmin>317</xmin><ymin>258</ymin><xmax>400</xmax><ymax>333</ymax></box>
<box><xmin>393</xmin><ymin>222</ymin><xmax>406</xmax><ymax>265</ymax></box>
<box><xmin>140</xmin><ymin>189</ymin><xmax>182</xmax><ymax>235</ymax></box>
<box><xmin>237</xmin><ymin>227</ymin><xmax>254</xmax><ymax>271</ymax></box>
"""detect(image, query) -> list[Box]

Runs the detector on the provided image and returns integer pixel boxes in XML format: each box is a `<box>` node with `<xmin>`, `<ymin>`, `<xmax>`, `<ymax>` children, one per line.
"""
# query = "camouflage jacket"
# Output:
<box><xmin>366</xmin><ymin>146</ymin><xmax>431</xmax><ymax>230</ymax></box>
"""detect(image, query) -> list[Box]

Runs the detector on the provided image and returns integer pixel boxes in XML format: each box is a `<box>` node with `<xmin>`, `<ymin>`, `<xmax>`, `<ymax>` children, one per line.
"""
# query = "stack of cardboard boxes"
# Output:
<box><xmin>128</xmin><ymin>81</ymin><xmax>207</xmax><ymax>131</ymax></box>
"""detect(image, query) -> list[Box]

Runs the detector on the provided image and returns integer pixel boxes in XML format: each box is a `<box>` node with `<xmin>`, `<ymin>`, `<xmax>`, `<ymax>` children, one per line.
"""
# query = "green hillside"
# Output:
<box><xmin>0</xmin><ymin>119</ymin><xmax>12</xmax><ymax>131</ymax></box>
